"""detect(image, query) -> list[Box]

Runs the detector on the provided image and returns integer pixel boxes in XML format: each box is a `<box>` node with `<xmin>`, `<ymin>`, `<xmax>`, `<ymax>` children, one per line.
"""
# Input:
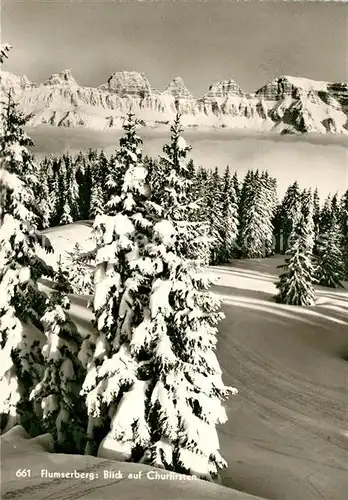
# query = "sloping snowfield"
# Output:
<box><xmin>2</xmin><ymin>222</ymin><xmax>347</xmax><ymax>500</ymax></box>
<box><xmin>210</xmin><ymin>260</ymin><xmax>348</xmax><ymax>499</ymax></box>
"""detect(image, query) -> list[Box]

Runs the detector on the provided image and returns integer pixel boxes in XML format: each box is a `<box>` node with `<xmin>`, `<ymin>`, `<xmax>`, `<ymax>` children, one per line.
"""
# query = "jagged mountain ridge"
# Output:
<box><xmin>1</xmin><ymin>69</ymin><xmax>347</xmax><ymax>134</ymax></box>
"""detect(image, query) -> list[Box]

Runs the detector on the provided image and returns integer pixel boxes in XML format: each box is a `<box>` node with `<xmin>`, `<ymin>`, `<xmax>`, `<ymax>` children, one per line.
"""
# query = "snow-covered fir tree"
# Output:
<box><xmin>35</xmin><ymin>160</ymin><xmax>52</xmax><ymax>229</ymax></box>
<box><xmin>278</xmin><ymin>181</ymin><xmax>302</xmax><ymax>253</ymax></box>
<box><xmin>104</xmin><ymin>145</ymin><xmax>130</xmax><ymax>212</ymax></box>
<box><xmin>30</xmin><ymin>262</ymin><xmax>86</xmax><ymax>452</ymax></box>
<box><xmin>52</xmin><ymin>154</ymin><xmax>80</xmax><ymax>226</ymax></box>
<box><xmin>319</xmin><ymin>194</ymin><xmax>333</xmax><ymax>235</ymax></box>
<box><xmin>63</xmin><ymin>243</ymin><xmax>94</xmax><ymax>296</ymax></box>
<box><xmin>272</xmin><ymin>202</ymin><xmax>283</xmax><ymax>254</ymax></box>
<box><xmin>206</xmin><ymin>168</ymin><xmax>225</xmax><ymax>264</ymax></box>
<box><xmin>301</xmin><ymin>188</ymin><xmax>315</xmax><ymax>253</ymax></box>
<box><xmin>191</xmin><ymin>166</ymin><xmax>211</xmax><ymax>264</ymax></box>
<box><xmin>46</xmin><ymin>155</ymin><xmax>63</xmax><ymax>226</ymax></box>
<box><xmin>261</xmin><ymin>171</ymin><xmax>277</xmax><ymax>256</ymax></box>
<box><xmin>237</xmin><ymin>170</ymin><xmax>253</xmax><ymax>255</ymax></box>
<box><xmin>89</xmin><ymin>151</ymin><xmax>109</xmax><ymax>219</ymax></box>
<box><xmin>98</xmin><ymin>149</ymin><xmax>110</xmax><ymax>189</ymax></box>
<box><xmin>76</xmin><ymin>150</ymin><xmax>93</xmax><ymax>220</ymax></box>
<box><xmin>275</xmin><ymin>213</ymin><xmax>316</xmax><ymax>306</ymax></box>
<box><xmin>80</xmin><ymin>112</ymin><xmax>236</xmax><ymax>481</ymax></box>
<box><xmin>188</xmin><ymin>163</ymin><xmax>202</xmax><ymax>212</ymax></box>
<box><xmin>339</xmin><ymin>190</ymin><xmax>348</xmax><ymax>279</ymax></box>
<box><xmin>0</xmin><ymin>92</ymin><xmax>54</xmax><ymax>434</ymax></box>
<box><xmin>238</xmin><ymin>170</ymin><xmax>275</xmax><ymax>258</ymax></box>
<box><xmin>64</xmin><ymin>153</ymin><xmax>80</xmax><ymax>222</ymax></box>
<box><xmin>194</xmin><ymin>167</ymin><xmax>209</xmax><ymax>205</ymax></box>
<box><xmin>331</xmin><ymin>193</ymin><xmax>340</xmax><ymax>221</ymax></box>
<box><xmin>312</xmin><ymin>188</ymin><xmax>321</xmax><ymax>253</ymax></box>
<box><xmin>145</xmin><ymin>156</ymin><xmax>166</xmax><ymax>207</ymax></box>
<box><xmin>158</xmin><ymin>114</ymin><xmax>210</xmax><ymax>264</ymax></box>
<box><xmin>90</xmin><ymin>183</ymin><xmax>105</xmax><ymax>218</ymax></box>
<box><xmin>49</xmin><ymin>172</ymin><xmax>59</xmax><ymax>225</ymax></box>
<box><xmin>232</xmin><ymin>171</ymin><xmax>240</xmax><ymax>205</ymax></box>
<box><xmin>315</xmin><ymin>218</ymin><xmax>345</xmax><ymax>288</ymax></box>
<box><xmin>60</xmin><ymin>200</ymin><xmax>73</xmax><ymax>225</ymax></box>
<box><xmin>51</xmin><ymin>156</ymin><xmax>66</xmax><ymax>225</ymax></box>
<box><xmin>79</xmin><ymin>111</ymin><xmax>155</xmax><ymax>455</ymax></box>
<box><xmin>218</xmin><ymin>166</ymin><xmax>239</xmax><ymax>263</ymax></box>
<box><xmin>140</xmin><ymin>116</ymin><xmax>236</xmax><ymax>479</ymax></box>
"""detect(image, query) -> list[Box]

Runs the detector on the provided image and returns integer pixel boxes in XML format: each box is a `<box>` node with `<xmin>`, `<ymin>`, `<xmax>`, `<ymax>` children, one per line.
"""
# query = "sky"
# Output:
<box><xmin>1</xmin><ymin>0</ymin><xmax>348</xmax><ymax>96</ymax></box>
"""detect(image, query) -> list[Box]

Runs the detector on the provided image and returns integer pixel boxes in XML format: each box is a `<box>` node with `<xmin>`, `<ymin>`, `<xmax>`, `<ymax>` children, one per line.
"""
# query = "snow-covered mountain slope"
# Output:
<box><xmin>1</xmin><ymin>70</ymin><xmax>347</xmax><ymax>134</ymax></box>
<box><xmin>30</xmin><ymin>222</ymin><xmax>348</xmax><ymax>500</ymax></box>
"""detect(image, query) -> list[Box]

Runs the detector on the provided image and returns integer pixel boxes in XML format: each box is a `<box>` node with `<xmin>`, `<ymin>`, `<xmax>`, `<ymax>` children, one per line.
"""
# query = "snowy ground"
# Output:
<box><xmin>3</xmin><ymin>222</ymin><xmax>348</xmax><ymax>499</ymax></box>
<box><xmin>1</xmin><ymin>426</ymin><xmax>261</xmax><ymax>500</ymax></box>
<box><xmin>39</xmin><ymin>220</ymin><xmax>95</xmax><ymax>264</ymax></box>
<box><xmin>211</xmin><ymin>259</ymin><xmax>348</xmax><ymax>500</ymax></box>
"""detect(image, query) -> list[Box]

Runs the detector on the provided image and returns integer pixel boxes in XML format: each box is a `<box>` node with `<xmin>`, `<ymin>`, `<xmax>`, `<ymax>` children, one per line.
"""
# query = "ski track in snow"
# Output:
<box><xmin>2</xmin><ymin>224</ymin><xmax>348</xmax><ymax>500</ymax></box>
<box><xmin>211</xmin><ymin>258</ymin><xmax>348</xmax><ymax>500</ymax></box>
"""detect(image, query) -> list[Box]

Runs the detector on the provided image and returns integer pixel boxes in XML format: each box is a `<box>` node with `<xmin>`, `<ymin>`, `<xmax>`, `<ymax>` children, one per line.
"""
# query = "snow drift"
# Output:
<box><xmin>1</xmin><ymin>425</ymin><xmax>263</xmax><ymax>500</ymax></box>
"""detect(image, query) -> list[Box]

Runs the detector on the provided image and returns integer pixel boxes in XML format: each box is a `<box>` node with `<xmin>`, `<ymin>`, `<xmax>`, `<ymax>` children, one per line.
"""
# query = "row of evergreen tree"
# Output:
<box><xmin>275</xmin><ymin>193</ymin><xmax>346</xmax><ymax>306</ymax></box>
<box><xmin>35</xmin><ymin>145</ymin><xmax>348</xmax><ymax>275</ymax></box>
<box><xmin>30</xmin><ymin>119</ymin><xmax>348</xmax><ymax>308</ymax></box>
<box><xmin>56</xmin><ymin>150</ymin><xmax>348</xmax><ymax>306</ymax></box>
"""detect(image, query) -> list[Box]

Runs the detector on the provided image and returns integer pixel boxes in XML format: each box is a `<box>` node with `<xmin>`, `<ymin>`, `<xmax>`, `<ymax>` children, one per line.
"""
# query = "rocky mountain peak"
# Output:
<box><xmin>163</xmin><ymin>77</ymin><xmax>193</xmax><ymax>100</ymax></box>
<box><xmin>0</xmin><ymin>71</ymin><xmax>35</xmax><ymax>92</ymax></box>
<box><xmin>43</xmin><ymin>69</ymin><xmax>78</xmax><ymax>86</ymax></box>
<box><xmin>204</xmin><ymin>79</ymin><xmax>245</xmax><ymax>98</ymax></box>
<box><xmin>255</xmin><ymin>75</ymin><xmax>331</xmax><ymax>101</ymax></box>
<box><xmin>100</xmin><ymin>71</ymin><xmax>155</xmax><ymax>97</ymax></box>
<box><xmin>21</xmin><ymin>75</ymin><xmax>33</xmax><ymax>87</ymax></box>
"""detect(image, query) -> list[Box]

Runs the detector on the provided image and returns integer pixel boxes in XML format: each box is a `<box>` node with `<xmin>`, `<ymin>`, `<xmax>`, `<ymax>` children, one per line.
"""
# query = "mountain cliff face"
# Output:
<box><xmin>99</xmin><ymin>71</ymin><xmax>156</xmax><ymax>97</ymax></box>
<box><xmin>1</xmin><ymin>69</ymin><xmax>347</xmax><ymax>134</ymax></box>
<box><xmin>43</xmin><ymin>69</ymin><xmax>78</xmax><ymax>87</ymax></box>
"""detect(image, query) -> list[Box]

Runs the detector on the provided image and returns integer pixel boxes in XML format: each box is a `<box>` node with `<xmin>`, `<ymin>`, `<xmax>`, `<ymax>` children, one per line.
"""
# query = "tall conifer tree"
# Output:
<box><xmin>339</xmin><ymin>190</ymin><xmax>348</xmax><ymax>279</ymax></box>
<box><xmin>301</xmin><ymin>188</ymin><xmax>315</xmax><ymax>253</ymax></box>
<box><xmin>30</xmin><ymin>262</ymin><xmax>86</xmax><ymax>452</ymax></box>
<box><xmin>35</xmin><ymin>161</ymin><xmax>52</xmax><ymax>229</ymax></box>
<box><xmin>316</xmin><ymin>218</ymin><xmax>345</xmax><ymax>288</ymax></box>
<box><xmin>158</xmin><ymin>114</ymin><xmax>210</xmax><ymax>263</ymax></box>
<box><xmin>0</xmin><ymin>93</ymin><xmax>53</xmax><ymax>434</ymax></box>
<box><xmin>319</xmin><ymin>195</ymin><xmax>333</xmax><ymax>234</ymax></box>
<box><xmin>219</xmin><ymin>166</ymin><xmax>239</xmax><ymax>262</ymax></box>
<box><xmin>312</xmin><ymin>188</ymin><xmax>321</xmax><ymax>253</ymax></box>
<box><xmin>278</xmin><ymin>181</ymin><xmax>302</xmax><ymax>253</ymax></box>
<box><xmin>206</xmin><ymin>168</ymin><xmax>224</xmax><ymax>264</ymax></box>
<box><xmin>238</xmin><ymin>170</ymin><xmax>275</xmax><ymax>258</ymax></box>
<box><xmin>80</xmin><ymin>112</ymin><xmax>155</xmax><ymax>455</ymax></box>
<box><xmin>275</xmin><ymin>213</ymin><xmax>316</xmax><ymax>306</ymax></box>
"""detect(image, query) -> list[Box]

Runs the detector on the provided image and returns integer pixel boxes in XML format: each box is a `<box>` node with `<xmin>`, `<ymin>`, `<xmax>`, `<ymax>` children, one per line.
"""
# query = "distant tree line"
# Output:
<box><xmin>35</xmin><ymin>145</ymin><xmax>348</xmax><ymax>281</ymax></box>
